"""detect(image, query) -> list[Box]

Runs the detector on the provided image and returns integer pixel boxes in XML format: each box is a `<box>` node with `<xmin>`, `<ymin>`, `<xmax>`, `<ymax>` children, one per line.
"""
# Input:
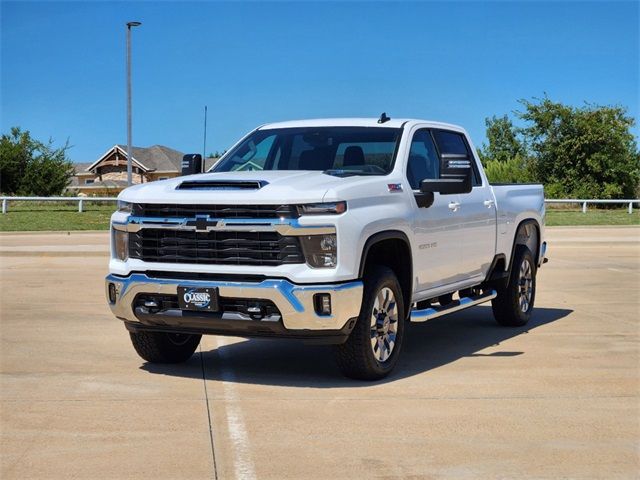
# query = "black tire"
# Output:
<box><xmin>333</xmin><ymin>265</ymin><xmax>405</xmax><ymax>380</ymax></box>
<box><xmin>129</xmin><ymin>331</ymin><xmax>201</xmax><ymax>363</ymax></box>
<box><xmin>492</xmin><ymin>245</ymin><xmax>536</xmax><ymax>327</ymax></box>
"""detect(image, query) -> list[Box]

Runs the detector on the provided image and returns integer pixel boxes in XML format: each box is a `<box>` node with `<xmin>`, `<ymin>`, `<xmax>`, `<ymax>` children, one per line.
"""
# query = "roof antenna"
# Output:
<box><xmin>202</xmin><ymin>105</ymin><xmax>207</xmax><ymax>173</ymax></box>
<box><xmin>377</xmin><ymin>112</ymin><xmax>391</xmax><ymax>124</ymax></box>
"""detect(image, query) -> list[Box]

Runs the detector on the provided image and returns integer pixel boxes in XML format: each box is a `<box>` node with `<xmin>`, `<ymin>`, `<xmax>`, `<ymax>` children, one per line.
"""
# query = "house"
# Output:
<box><xmin>69</xmin><ymin>144</ymin><xmax>220</xmax><ymax>195</ymax></box>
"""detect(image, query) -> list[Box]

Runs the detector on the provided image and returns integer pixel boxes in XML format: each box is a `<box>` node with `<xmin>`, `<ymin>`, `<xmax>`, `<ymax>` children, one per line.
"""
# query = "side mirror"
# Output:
<box><xmin>420</xmin><ymin>154</ymin><xmax>472</xmax><ymax>195</ymax></box>
<box><xmin>181</xmin><ymin>154</ymin><xmax>203</xmax><ymax>176</ymax></box>
<box><xmin>420</xmin><ymin>172</ymin><xmax>471</xmax><ymax>195</ymax></box>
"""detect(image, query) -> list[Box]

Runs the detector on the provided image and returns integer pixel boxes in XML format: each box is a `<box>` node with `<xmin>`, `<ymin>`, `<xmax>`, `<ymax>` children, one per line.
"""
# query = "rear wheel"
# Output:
<box><xmin>492</xmin><ymin>245</ymin><xmax>536</xmax><ymax>327</ymax></box>
<box><xmin>333</xmin><ymin>265</ymin><xmax>405</xmax><ymax>380</ymax></box>
<box><xmin>129</xmin><ymin>331</ymin><xmax>201</xmax><ymax>363</ymax></box>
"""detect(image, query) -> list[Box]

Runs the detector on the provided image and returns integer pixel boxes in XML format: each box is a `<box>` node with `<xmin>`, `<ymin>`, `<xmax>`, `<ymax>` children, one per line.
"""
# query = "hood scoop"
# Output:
<box><xmin>176</xmin><ymin>179</ymin><xmax>268</xmax><ymax>191</ymax></box>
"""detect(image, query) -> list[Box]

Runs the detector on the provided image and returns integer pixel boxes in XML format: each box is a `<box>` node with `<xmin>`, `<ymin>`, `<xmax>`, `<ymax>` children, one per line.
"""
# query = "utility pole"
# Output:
<box><xmin>126</xmin><ymin>21</ymin><xmax>142</xmax><ymax>186</ymax></box>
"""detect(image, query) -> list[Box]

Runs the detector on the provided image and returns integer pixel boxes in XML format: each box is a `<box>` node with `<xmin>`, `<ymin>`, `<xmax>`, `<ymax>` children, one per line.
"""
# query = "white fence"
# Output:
<box><xmin>1</xmin><ymin>196</ymin><xmax>117</xmax><ymax>214</ymax></box>
<box><xmin>1</xmin><ymin>196</ymin><xmax>639</xmax><ymax>214</ymax></box>
<box><xmin>545</xmin><ymin>199</ymin><xmax>639</xmax><ymax>214</ymax></box>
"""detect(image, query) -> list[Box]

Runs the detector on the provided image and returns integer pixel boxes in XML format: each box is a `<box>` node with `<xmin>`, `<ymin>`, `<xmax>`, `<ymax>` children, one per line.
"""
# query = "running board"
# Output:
<box><xmin>410</xmin><ymin>290</ymin><xmax>497</xmax><ymax>322</ymax></box>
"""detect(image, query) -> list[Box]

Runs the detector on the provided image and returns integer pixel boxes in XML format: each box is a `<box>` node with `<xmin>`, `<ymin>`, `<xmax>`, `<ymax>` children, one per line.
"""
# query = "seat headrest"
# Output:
<box><xmin>343</xmin><ymin>146</ymin><xmax>365</xmax><ymax>167</ymax></box>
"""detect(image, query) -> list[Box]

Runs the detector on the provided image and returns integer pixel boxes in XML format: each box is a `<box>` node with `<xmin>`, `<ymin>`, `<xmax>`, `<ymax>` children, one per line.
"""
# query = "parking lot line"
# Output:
<box><xmin>206</xmin><ymin>337</ymin><xmax>257</xmax><ymax>480</ymax></box>
<box><xmin>1</xmin><ymin>227</ymin><xmax>638</xmax><ymax>479</ymax></box>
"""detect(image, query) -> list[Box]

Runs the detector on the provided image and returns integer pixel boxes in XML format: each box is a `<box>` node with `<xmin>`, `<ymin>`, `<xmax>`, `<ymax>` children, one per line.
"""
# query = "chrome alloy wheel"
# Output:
<box><xmin>518</xmin><ymin>258</ymin><xmax>533</xmax><ymax>313</ymax></box>
<box><xmin>370</xmin><ymin>287</ymin><xmax>398</xmax><ymax>362</ymax></box>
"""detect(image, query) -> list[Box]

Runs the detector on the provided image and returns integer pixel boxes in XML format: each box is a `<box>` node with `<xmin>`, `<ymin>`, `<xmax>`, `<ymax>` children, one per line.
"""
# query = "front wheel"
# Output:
<box><xmin>129</xmin><ymin>331</ymin><xmax>201</xmax><ymax>363</ymax></box>
<box><xmin>492</xmin><ymin>245</ymin><xmax>537</xmax><ymax>327</ymax></box>
<box><xmin>333</xmin><ymin>265</ymin><xmax>405</xmax><ymax>380</ymax></box>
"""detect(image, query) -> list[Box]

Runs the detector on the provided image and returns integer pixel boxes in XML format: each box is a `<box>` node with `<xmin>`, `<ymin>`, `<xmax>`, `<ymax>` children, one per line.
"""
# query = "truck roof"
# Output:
<box><xmin>258</xmin><ymin>118</ymin><xmax>465</xmax><ymax>132</ymax></box>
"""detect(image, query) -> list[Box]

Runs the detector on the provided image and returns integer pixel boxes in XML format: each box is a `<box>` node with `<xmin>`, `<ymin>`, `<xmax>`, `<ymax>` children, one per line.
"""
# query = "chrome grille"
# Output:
<box><xmin>128</xmin><ymin>229</ymin><xmax>304</xmax><ymax>266</ymax></box>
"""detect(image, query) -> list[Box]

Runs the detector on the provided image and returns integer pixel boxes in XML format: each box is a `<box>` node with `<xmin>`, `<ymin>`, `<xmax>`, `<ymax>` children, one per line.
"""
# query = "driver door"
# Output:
<box><xmin>406</xmin><ymin>129</ymin><xmax>466</xmax><ymax>293</ymax></box>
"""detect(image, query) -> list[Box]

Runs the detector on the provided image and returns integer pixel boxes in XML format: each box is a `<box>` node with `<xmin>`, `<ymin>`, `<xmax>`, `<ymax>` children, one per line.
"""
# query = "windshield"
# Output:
<box><xmin>212</xmin><ymin>126</ymin><xmax>402</xmax><ymax>176</ymax></box>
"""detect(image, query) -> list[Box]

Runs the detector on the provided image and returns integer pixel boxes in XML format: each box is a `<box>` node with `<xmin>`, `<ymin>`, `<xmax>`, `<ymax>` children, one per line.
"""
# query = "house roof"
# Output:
<box><xmin>73</xmin><ymin>162</ymin><xmax>93</xmax><ymax>174</ymax></box>
<box><xmin>115</xmin><ymin>144</ymin><xmax>184</xmax><ymax>172</ymax></box>
<box><xmin>85</xmin><ymin>144</ymin><xmax>185</xmax><ymax>173</ymax></box>
<box><xmin>204</xmin><ymin>157</ymin><xmax>220</xmax><ymax>171</ymax></box>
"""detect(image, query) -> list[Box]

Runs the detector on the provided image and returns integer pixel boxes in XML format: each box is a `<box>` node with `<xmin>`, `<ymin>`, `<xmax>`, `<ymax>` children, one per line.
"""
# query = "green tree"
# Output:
<box><xmin>0</xmin><ymin>127</ymin><xmax>31</xmax><ymax>194</ymax></box>
<box><xmin>478</xmin><ymin>115</ymin><xmax>526</xmax><ymax>165</ymax></box>
<box><xmin>207</xmin><ymin>150</ymin><xmax>227</xmax><ymax>158</ymax></box>
<box><xmin>517</xmin><ymin>97</ymin><xmax>640</xmax><ymax>199</ymax></box>
<box><xmin>483</xmin><ymin>154</ymin><xmax>535</xmax><ymax>184</ymax></box>
<box><xmin>0</xmin><ymin>127</ymin><xmax>74</xmax><ymax>196</ymax></box>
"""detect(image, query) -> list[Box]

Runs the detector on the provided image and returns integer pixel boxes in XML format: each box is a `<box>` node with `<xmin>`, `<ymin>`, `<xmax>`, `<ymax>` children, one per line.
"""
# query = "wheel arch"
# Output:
<box><xmin>508</xmin><ymin>218</ymin><xmax>541</xmax><ymax>272</ymax></box>
<box><xmin>358</xmin><ymin>230</ymin><xmax>413</xmax><ymax>319</ymax></box>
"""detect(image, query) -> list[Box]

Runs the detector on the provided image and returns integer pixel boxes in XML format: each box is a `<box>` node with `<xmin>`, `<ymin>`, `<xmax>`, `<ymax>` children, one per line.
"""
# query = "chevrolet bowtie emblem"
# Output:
<box><xmin>187</xmin><ymin>215</ymin><xmax>220</xmax><ymax>231</ymax></box>
<box><xmin>195</xmin><ymin>215</ymin><xmax>209</xmax><ymax>231</ymax></box>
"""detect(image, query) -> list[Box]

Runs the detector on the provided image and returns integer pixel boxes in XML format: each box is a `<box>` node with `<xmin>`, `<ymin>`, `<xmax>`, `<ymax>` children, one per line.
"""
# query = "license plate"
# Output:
<box><xmin>177</xmin><ymin>286</ymin><xmax>219</xmax><ymax>312</ymax></box>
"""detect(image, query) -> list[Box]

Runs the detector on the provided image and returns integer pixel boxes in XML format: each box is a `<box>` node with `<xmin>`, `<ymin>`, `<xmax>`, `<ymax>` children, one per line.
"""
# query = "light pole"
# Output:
<box><xmin>126</xmin><ymin>21</ymin><xmax>142</xmax><ymax>186</ymax></box>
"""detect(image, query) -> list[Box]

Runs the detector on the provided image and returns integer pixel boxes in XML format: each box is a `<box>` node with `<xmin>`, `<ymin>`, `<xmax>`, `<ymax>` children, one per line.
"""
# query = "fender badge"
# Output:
<box><xmin>387</xmin><ymin>183</ymin><xmax>403</xmax><ymax>192</ymax></box>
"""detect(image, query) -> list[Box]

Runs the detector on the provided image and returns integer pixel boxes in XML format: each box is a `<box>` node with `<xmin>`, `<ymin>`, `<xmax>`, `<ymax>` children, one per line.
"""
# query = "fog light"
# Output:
<box><xmin>113</xmin><ymin>229</ymin><xmax>128</xmax><ymax>261</ymax></box>
<box><xmin>313</xmin><ymin>293</ymin><xmax>332</xmax><ymax>316</ymax></box>
<box><xmin>108</xmin><ymin>283</ymin><xmax>117</xmax><ymax>303</ymax></box>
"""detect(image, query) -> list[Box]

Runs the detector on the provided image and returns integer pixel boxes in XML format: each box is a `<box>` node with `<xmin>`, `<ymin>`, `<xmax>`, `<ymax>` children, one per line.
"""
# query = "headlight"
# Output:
<box><xmin>297</xmin><ymin>201</ymin><xmax>346</xmax><ymax>216</ymax></box>
<box><xmin>113</xmin><ymin>229</ymin><xmax>128</xmax><ymax>261</ymax></box>
<box><xmin>300</xmin><ymin>234</ymin><xmax>337</xmax><ymax>268</ymax></box>
<box><xmin>117</xmin><ymin>200</ymin><xmax>132</xmax><ymax>213</ymax></box>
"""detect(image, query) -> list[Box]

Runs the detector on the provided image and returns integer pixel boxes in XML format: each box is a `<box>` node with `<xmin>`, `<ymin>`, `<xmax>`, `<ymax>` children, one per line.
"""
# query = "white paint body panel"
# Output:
<box><xmin>111</xmin><ymin>118</ymin><xmax>545</xmax><ymax>302</ymax></box>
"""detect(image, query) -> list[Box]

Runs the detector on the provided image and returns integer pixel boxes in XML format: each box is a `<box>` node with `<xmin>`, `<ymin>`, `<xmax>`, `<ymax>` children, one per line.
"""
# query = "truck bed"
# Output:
<box><xmin>491</xmin><ymin>183</ymin><xmax>545</xmax><ymax>265</ymax></box>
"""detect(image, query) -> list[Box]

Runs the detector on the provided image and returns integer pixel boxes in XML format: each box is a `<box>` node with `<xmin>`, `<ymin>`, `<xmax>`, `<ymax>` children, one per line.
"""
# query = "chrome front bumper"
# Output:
<box><xmin>105</xmin><ymin>273</ymin><xmax>363</xmax><ymax>333</ymax></box>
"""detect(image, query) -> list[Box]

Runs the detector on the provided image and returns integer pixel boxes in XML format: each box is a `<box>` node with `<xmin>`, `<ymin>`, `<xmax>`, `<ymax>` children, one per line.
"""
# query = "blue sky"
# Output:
<box><xmin>1</xmin><ymin>1</ymin><xmax>638</xmax><ymax>162</ymax></box>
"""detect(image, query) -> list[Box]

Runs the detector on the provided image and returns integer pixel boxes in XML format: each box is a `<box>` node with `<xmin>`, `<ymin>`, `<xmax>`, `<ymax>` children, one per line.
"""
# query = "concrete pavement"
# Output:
<box><xmin>1</xmin><ymin>227</ymin><xmax>638</xmax><ymax>479</ymax></box>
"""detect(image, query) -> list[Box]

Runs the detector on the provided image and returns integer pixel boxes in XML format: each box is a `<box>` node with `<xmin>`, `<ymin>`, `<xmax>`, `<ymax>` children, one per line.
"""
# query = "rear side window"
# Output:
<box><xmin>432</xmin><ymin>130</ymin><xmax>481</xmax><ymax>186</ymax></box>
<box><xmin>432</xmin><ymin>130</ymin><xmax>468</xmax><ymax>156</ymax></box>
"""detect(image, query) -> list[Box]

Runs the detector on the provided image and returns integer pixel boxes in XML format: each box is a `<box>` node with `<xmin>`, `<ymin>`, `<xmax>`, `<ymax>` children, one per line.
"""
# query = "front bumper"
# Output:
<box><xmin>105</xmin><ymin>273</ymin><xmax>363</xmax><ymax>343</ymax></box>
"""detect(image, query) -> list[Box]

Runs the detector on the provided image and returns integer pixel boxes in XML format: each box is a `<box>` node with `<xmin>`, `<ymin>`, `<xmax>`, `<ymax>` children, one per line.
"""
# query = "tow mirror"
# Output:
<box><xmin>420</xmin><ymin>154</ymin><xmax>472</xmax><ymax>195</ymax></box>
<box><xmin>181</xmin><ymin>154</ymin><xmax>203</xmax><ymax>175</ymax></box>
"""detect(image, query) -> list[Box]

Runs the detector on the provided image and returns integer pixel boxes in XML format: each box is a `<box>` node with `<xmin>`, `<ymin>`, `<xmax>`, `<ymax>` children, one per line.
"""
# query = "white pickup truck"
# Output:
<box><xmin>106</xmin><ymin>117</ymin><xmax>546</xmax><ymax>379</ymax></box>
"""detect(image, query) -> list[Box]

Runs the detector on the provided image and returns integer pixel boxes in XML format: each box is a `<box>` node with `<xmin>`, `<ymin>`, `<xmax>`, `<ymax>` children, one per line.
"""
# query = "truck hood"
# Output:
<box><xmin>118</xmin><ymin>170</ymin><xmax>385</xmax><ymax>204</ymax></box>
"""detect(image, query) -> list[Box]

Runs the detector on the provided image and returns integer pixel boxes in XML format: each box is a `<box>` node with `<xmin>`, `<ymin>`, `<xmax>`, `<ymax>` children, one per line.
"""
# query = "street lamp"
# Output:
<box><xmin>126</xmin><ymin>21</ymin><xmax>142</xmax><ymax>186</ymax></box>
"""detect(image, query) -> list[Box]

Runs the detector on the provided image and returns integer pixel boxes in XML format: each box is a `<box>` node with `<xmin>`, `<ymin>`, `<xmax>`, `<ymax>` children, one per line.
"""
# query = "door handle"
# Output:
<box><xmin>483</xmin><ymin>199</ymin><xmax>495</xmax><ymax>208</ymax></box>
<box><xmin>448</xmin><ymin>201</ymin><xmax>461</xmax><ymax>211</ymax></box>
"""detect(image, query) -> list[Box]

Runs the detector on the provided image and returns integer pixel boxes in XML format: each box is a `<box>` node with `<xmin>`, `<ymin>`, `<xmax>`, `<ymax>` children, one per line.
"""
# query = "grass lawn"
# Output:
<box><xmin>0</xmin><ymin>202</ymin><xmax>114</xmax><ymax>231</ymax></box>
<box><xmin>545</xmin><ymin>208</ymin><xmax>639</xmax><ymax>226</ymax></box>
<box><xmin>0</xmin><ymin>202</ymin><xmax>638</xmax><ymax>231</ymax></box>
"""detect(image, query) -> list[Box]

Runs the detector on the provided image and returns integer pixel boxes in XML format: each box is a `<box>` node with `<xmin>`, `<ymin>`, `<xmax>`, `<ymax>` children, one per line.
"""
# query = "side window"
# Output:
<box><xmin>406</xmin><ymin>129</ymin><xmax>440</xmax><ymax>189</ymax></box>
<box><xmin>432</xmin><ymin>130</ymin><xmax>481</xmax><ymax>186</ymax></box>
